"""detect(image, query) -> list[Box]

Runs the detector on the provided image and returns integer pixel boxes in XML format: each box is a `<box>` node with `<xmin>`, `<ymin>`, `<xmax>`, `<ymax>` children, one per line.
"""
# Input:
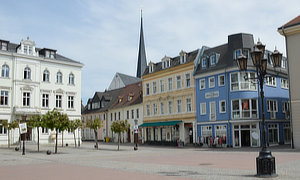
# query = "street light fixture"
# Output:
<box><xmin>237</xmin><ymin>40</ymin><xmax>282</xmax><ymax>177</ymax></box>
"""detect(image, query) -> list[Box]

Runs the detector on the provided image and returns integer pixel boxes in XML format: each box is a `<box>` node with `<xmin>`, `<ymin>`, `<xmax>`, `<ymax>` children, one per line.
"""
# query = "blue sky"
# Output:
<box><xmin>0</xmin><ymin>0</ymin><xmax>299</xmax><ymax>105</ymax></box>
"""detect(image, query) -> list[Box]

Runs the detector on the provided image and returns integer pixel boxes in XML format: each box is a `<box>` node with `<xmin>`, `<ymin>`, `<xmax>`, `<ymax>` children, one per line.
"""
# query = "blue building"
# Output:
<box><xmin>193</xmin><ymin>33</ymin><xmax>290</xmax><ymax>148</ymax></box>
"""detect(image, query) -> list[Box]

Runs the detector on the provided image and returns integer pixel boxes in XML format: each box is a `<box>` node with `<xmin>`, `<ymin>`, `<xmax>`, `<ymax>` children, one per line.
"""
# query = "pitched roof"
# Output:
<box><xmin>2</xmin><ymin>41</ymin><xmax>83</xmax><ymax>66</ymax></box>
<box><xmin>143</xmin><ymin>49</ymin><xmax>198</xmax><ymax>76</ymax></box>
<box><xmin>116</xmin><ymin>72</ymin><xmax>141</xmax><ymax>86</ymax></box>
<box><xmin>110</xmin><ymin>81</ymin><xmax>143</xmax><ymax>110</ymax></box>
<box><xmin>136</xmin><ymin>14</ymin><xmax>147</xmax><ymax>78</ymax></box>
<box><xmin>279</xmin><ymin>15</ymin><xmax>300</xmax><ymax>29</ymax></box>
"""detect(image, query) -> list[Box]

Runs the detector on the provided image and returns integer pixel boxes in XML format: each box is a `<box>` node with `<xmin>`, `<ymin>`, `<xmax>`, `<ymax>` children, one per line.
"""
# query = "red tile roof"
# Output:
<box><xmin>279</xmin><ymin>15</ymin><xmax>300</xmax><ymax>29</ymax></box>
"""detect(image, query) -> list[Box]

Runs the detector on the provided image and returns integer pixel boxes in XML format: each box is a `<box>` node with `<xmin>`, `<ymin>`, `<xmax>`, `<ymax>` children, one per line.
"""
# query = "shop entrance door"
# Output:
<box><xmin>241</xmin><ymin>130</ymin><xmax>250</xmax><ymax>147</ymax></box>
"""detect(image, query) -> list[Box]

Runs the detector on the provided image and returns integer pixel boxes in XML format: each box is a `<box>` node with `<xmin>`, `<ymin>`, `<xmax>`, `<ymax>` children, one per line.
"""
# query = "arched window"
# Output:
<box><xmin>43</xmin><ymin>69</ymin><xmax>50</xmax><ymax>82</ymax></box>
<box><xmin>1</xmin><ymin>64</ymin><xmax>9</xmax><ymax>78</ymax></box>
<box><xmin>56</xmin><ymin>72</ymin><xmax>62</xmax><ymax>83</ymax></box>
<box><xmin>24</xmin><ymin>67</ymin><xmax>31</xmax><ymax>80</ymax></box>
<box><xmin>69</xmin><ymin>73</ymin><xmax>74</xmax><ymax>85</ymax></box>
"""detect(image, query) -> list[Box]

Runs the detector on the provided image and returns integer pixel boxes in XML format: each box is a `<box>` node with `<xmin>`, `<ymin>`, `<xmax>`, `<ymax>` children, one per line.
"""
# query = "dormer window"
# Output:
<box><xmin>0</xmin><ymin>41</ymin><xmax>8</xmax><ymax>51</ymax></box>
<box><xmin>18</xmin><ymin>37</ymin><xmax>38</xmax><ymax>56</ymax></box>
<box><xmin>118</xmin><ymin>97</ymin><xmax>123</xmax><ymax>103</ymax></box>
<box><xmin>161</xmin><ymin>56</ymin><xmax>171</xmax><ymax>69</ymax></box>
<box><xmin>149</xmin><ymin>62</ymin><xmax>154</xmax><ymax>73</ymax></box>
<box><xmin>202</xmin><ymin>57</ymin><xmax>207</xmax><ymax>68</ymax></box>
<box><xmin>128</xmin><ymin>96</ymin><xmax>133</xmax><ymax>101</ymax></box>
<box><xmin>234</xmin><ymin>49</ymin><xmax>242</xmax><ymax>60</ymax></box>
<box><xmin>210</xmin><ymin>55</ymin><xmax>216</xmax><ymax>66</ymax></box>
<box><xmin>45</xmin><ymin>50</ymin><xmax>56</xmax><ymax>59</ymax></box>
<box><xmin>179</xmin><ymin>50</ymin><xmax>187</xmax><ymax>64</ymax></box>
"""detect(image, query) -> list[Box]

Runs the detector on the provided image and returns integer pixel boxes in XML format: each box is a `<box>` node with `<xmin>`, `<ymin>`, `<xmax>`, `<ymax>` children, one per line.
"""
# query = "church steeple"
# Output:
<box><xmin>136</xmin><ymin>9</ymin><xmax>147</xmax><ymax>78</ymax></box>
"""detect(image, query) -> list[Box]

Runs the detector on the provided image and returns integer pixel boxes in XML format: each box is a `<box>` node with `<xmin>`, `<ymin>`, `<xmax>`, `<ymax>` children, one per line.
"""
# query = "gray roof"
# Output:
<box><xmin>136</xmin><ymin>15</ymin><xmax>147</xmax><ymax>78</ymax></box>
<box><xmin>194</xmin><ymin>33</ymin><xmax>288</xmax><ymax>76</ymax></box>
<box><xmin>143</xmin><ymin>49</ymin><xmax>199</xmax><ymax>75</ymax></box>
<box><xmin>116</xmin><ymin>72</ymin><xmax>141</xmax><ymax>86</ymax></box>
<box><xmin>2</xmin><ymin>40</ymin><xmax>83</xmax><ymax>66</ymax></box>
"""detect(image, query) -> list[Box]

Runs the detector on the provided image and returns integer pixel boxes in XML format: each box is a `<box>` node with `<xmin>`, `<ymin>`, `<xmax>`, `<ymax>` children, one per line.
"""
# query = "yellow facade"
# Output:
<box><xmin>142</xmin><ymin>61</ymin><xmax>196</xmax><ymax>144</ymax></box>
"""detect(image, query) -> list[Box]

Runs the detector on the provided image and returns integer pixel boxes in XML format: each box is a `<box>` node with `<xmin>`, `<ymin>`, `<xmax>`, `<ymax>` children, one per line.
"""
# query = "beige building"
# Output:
<box><xmin>141</xmin><ymin>50</ymin><xmax>199</xmax><ymax>145</ymax></box>
<box><xmin>278</xmin><ymin>15</ymin><xmax>300</xmax><ymax>148</ymax></box>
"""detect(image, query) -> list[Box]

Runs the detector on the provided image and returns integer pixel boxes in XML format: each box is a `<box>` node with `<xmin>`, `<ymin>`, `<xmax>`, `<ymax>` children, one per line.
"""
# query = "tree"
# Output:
<box><xmin>28</xmin><ymin>115</ymin><xmax>42</xmax><ymax>152</ymax></box>
<box><xmin>58</xmin><ymin>113</ymin><xmax>70</xmax><ymax>147</ymax></box>
<box><xmin>86</xmin><ymin>117</ymin><xmax>102</xmax><ymax>149</ymax></box>
<box><xmin>111</xmin><ymin>120</ymin><xmax>130</xmax><ymax>151</ymax></box>
<box><xmin>2</xmin><ymin>120</ymin><xmax>19</xmax><ymax>148</ymax></box>
<box><xmin>43</xmin><ymin>109</ymin><xmax>69</xmax><ymax>154</ymax></box>
<box><xmin>69</xmin><ymin>119</ymin><xmax>82</xmax><ymax>148</ymax></box>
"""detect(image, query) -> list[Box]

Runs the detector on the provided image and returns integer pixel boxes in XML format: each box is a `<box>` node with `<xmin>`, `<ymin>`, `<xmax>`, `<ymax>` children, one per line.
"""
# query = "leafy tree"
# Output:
<box><xmin>58</xmin><ymin>113</ymin><xmax>70</xmax><ymax>147</ymax></box>
<box><xmin>28</xmin><ymin>115</ymin><xmax>42</xmax><ymax>152</ymax></box>
<box><xmin>2</xmin><ymin>120</ymin><xmax>19</xmax><ymax>148</ymax></box>
<box><xmin>111</xmin><ymin>120</ymin><xmax>130</xmax><ymax>151</ymax></box>
<box><xmin>86</xmin><ymin>117</ymin><xmax>102</xmax><ymax>149</ymax></box>
<box><xmin>69</xmin><ymin>119</ymin><xmax>82</xmax><ymax>148</ymax></box>
<box><xmin>43</xmin><ymin>109</ymin><xmax>69</xmax><ymax>154</ymax></box>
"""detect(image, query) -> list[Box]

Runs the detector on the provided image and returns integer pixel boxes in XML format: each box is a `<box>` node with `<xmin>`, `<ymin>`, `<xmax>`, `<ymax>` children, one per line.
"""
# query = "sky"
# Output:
<box><xmin>0</xmin><ymin>0</ymin><xmax>299</xmax><ymax>105</ymax></box>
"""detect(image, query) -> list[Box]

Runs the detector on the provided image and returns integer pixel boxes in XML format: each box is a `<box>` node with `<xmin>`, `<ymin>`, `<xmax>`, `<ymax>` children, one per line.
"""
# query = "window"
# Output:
<box><xmin>219</xmin><ymin>100</ymin><xmax>226</xmax><ymax>113</ymax></box>
<box><xmin>24</xmin><ymin>45</ymin><xmax>28</xmax><ymax>54</ymax></box>
<box><xmin>0</xmin><ymin>41</ymin><xmax>8</xmax><ymax>51</ymax></box>
<box><xmin>42</xmin><ymin>127</ymin><xmax>49</xmax><ymax>134</ymax></box>
<box><xmin>282</xmin><ymin>101</ymin><xmax>290</xmax><ymax>119</ymax></box>
<box><xmin>199</xmin><ymin>79</ymin><xmax>205</xmax><ymax>90</ymax></box>
<box><xmin>110</xmin><ymin>113</ymin><xmax>113</xmax><ymax>121</ymax></box>
<box><xmin>42</xmin><ymin>94</ymin><xmax>49</xmax><ymax>108</ymax></box>
<box><xmin>0</xmin><ymin>90</ymin><xmax>8</xmax><ymax>106</ymax></box>
<box><xmin>168</xmin><ymin>77</ymin><xmax>173</xmax><ymax>91</ymax></box>
<box><xmin>281</xmin><ymin>58</ymin><xmax>286</xmax><ymax>69</ymax></box>
<box><xmin>119</xmin><ymin>112</ymin><xmax>121</xmax><ymax>120</ymax></box>
<box><xmin>281</xmin><ymin>79</ymin><xmax>289</xmax><ymax>89</ymax></box>
<box><xmin>23</xmin><ymin>92</ymin><xmax>30</xmax><ymax>106</ymax></box>
<box><xmin>201</xmin><ymin>126</ymin><xmax>212</xmax><ymax>138</ymax></box>
<box><xmin>0</xmin><ymin>120</ymin><xmax>7</xmax><ymax>135</ymax></box>
<box><xmin>266</xmin><ymin>76</ymin><xmax>276</xmax><ymax>87</ymax></box>
<box><xmin>200</xmin><ymin>103</ymin><xmax>206</xmax><ymax>115</ymax></box>
<box><xmin>233</xmin><ymin>49</ymin><xmax>242</xmax><ymax>60</ymax></box>
<box><xmin>68</xmin><ymin>96</ymin><xmax>74</xmax><ymax>109</ymax></box>
<box><xmin>186</xmin><ymin>98</ymin><xmax>192</xmax><ymax>112</ymax></box>
<box><xmin>136</xmin><ymin>109</ymin><xmax>139</xmax><ymax>119</ymax></box>
<box><xmin>149</xmin><ymin>64</ymin><xmax>153</xmax><ymax>73</ymax></box>
<box><xmin>146</xmin><ymin>83</ymin><xmax>150</xmax><ymax>95</ymax></box>
<box><xmin>152</xmin><ymin>82</ymin><xmax>157</xmax><ymax>94</ymax></box>
<box><xmin>215</xmin><ymin>125</ymin><xmax>227</xmax><ymax>138</ymax></box>
<box><xmin>24</xmin><ymin>67</ymin><xmax>31</xmax><ymax>80</ymax></box>
<box><xmin>114</xmin><ymin>112</ymin><xmax>116</xmax><ymax>120</ymax></box>
<box><xmin>209</xmin><ymin>101</ymin><xmax>216</xmax><ymax>120</ymax></box>
<box><xmin>232</xmin><ymin>99</ymin><xmax>257</xmax><ymax>119</ymax></box>
<box><xmin>209</xmin><ymin>77</ymin><xmax>215</xmax><ymax>88</ymax></box>
<box><xmin>160</xmin><ymin>102</ymin><xmax>165</xmax><ymax>115</ymax></box>
<box><xmin>161</xmin><ymin>128</ymin><xmax>166</xmax><ymax>141</ymax></box>
<box><xmin>202</xmin><ymin>58</ymin><xmax>207</xmax><ymax>68</ymax></box>
<box><xmin>160</xmin><ymin>80</ymin><xmax>165</xmax><ymax>92</ymax></box>
<box><xmin>45</xmin><ymin>50</ymin><xmax>55</xmax><ymax>59</ymax></box>
<box><xmin>168</xmin><ymin>101</ymin><xmax>173</xmax><ymax>114</ymax></box>
<box><xmin>230</xmin><ymin>72</ymin><xmax>257</xmax><ymax>91</ymax></box>
<box><xmin>267</xmin><ymin>100</ymin><xmax>277</xmax><ymax>119</ymax></box>
<box><xmin>268</xmin><ymin>124</ymin><xmax>278</xmax><ymax>144</ymax></box>
<box><xmin>185</xmin><ymin>73</ymin><xmax>191</xmax><ymax>87</ymax></box>
<box><xmin>131</xmin><ymin>109</ymin><xmax>134</xmax><ymax>119</ymax></box>
<box><xmin>176</xmin><ymin>75</ymin><xmax>181</xmax><ymax>89</ymax></box>
<box><xmin>218</xmin><ymin>75</ymin><xmax>225</xmax><ymax>86</ymax></box>
<box><xmin>43</xmin><ymin>70</ymin><xmax>50</xmax><ymax>82</ymax></box>
<box><xmin>283</xmin><ymin>124</ymin><xmax>291</xmax><ymax>143</ymax></box>
<box><xmin>56</xmin><ymin>95</ymin><xmax>62</xmax><ymax>108</ymax></box>
<box><xmin>146</xmin><ymin>104</ymin><xmax>150</xmax><ymax>116</ymax></box>
<box><xmin>177</xmin><ymin>99</ymin><xmax>182</xmax><ymax>113</ymax></box>
<box><xmin>56</xmin><ymin>72</ymin><xmax>62</xmax><ymax>84</ymax></box>
<box><xmin>210</xmin><ymin>55</ymin><xmax>216</xmax><ymax>66</ymax></box>
<box><xmin>1</xmin><ymin>64</ymin><xmax>9</xmax><ymax>78</ymax></box>
<box><xmin>69</xmin><ymin>73</ymin><xmax>74</xmax><ymax>85</ymax></box>
<box><xmin>153</xmin><ymin>103</ymin><xmax>158</xmax><ymax>115</ymax></box>
<box><xmin>127</xmin><ymin>110</ymin><xmax>129</xmax><ymax>119</ymax></box>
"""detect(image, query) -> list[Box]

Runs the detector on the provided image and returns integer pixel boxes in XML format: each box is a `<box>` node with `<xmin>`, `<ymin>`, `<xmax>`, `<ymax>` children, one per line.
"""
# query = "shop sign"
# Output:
<box><xmin>19</xmin><ymin>123</ymin><xmax>27</xmax><ymax>134</ymax></box>
<box><xmin>205</xmin><ymin>91</ymin><xmax>219</xmax><ymax>99</ymax></box>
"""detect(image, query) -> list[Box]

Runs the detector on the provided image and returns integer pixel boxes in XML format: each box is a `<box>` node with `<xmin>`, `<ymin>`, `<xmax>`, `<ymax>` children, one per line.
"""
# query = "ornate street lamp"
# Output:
<box><xmin>237</xmin><ymin>40</ymin><xmax>282</xmax><ymax>177</ymax></box>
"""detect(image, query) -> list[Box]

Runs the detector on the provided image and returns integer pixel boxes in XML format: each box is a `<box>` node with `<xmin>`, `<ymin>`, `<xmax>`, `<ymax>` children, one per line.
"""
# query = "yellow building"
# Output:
<box><xmin>141</xmin><ymin>50</ymin><xmax>199</xmax><ymax>145</ymax></box>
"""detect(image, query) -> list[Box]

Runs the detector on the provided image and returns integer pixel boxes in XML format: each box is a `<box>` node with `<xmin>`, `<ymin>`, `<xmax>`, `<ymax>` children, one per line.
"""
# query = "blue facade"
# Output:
<box><xmin>193</xmin><ymin>33</ymin><xmax>290</xmax><ymax>148</ymax></box>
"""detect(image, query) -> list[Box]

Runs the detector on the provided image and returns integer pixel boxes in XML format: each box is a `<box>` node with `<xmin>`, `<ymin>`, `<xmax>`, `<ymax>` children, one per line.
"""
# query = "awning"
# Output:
<box><xmin>139</xmin><ymin>120</ymin><xmax>181</xmax><ymax>128</ymax></box>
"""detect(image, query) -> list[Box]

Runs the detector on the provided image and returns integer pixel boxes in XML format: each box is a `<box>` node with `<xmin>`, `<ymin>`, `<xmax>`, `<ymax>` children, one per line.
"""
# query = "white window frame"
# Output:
<box><xmin>219</xmin><ymin>100</ymin><xmax>226</xmax><ymax>113</ymax></box>
<box><xmin>177</xmin><ymin>99</ymin><xmax>182</xmax><ymax>113</ymax></box>
<box><xmin>42</xmin><ymin>93</ymin><xmax>49</xmax><ymax>108</ymax></box>
<box><xmin>186</xmin><ymin>98</ymin><xmax>192</xmax><ymax>112</ymax></box>
<box><xmin>56</xmin><ymin>94</ymin><xmax>62</xmax><ymax>108</ymax></box>
<box><xmin>145</xmin><ymin>83</ymin><xmax>150</xmax><ymax>95</ymax></box>
<box><xmin>0</xmin><ymin>90</ymin><xmax>9</xmax><ymax>106</ymax></box>
<box><xmin>168</xmin><ymin>77</ymin><xmax>173</xmax><ymax>91</ymax></box>
<box><xmin>281</xmin><ymin>78</ymin><xmax>289</xmax><ymax>89</ymax></box>
<box><xmin>267</xmin><ymin>100</ymin><xmax>277</xmax><ymax>119</ymax></box>
<box><xmin>153</xmin><ymin>103</ymin><xmax>158</xmax><ymax>115</ymax></box>
<box><xmin>160</xmin><ymin>102</ymin><xmax>165</xmax><ymax>115</ymax></box>
<box><xmin>230</xmin><ymin>72</ymin><xmax>257</xmax><ymax>91</ymax></box>
<box><xmin>218</xmin><ymin>75</ymin><xmax>225</xmax><ymax>86</ymax></box>
<box><xmin>185</xmin><ymin>73</ymin><xmax>191</xmax><ymax>88</ymax></box>
<box><xmin>266</xmin><ymin>76</ymin><xmax>276</xmax><ymax>87</ymax></box>
<box><xmin>68</xmin><ymin>96</ymin><xmax>74</xmax><ymax>109</ymax></box>
<box><xmin>210</xmin><ymin>55</ymin><xmax>216</xmax><ymax>66</ymax></box>
<box><xmin>233</xmin><ymin>49</ymin><xmax>242</xmax><ymax>60</ymax></box>
<box><xmin>209</xmin><ymin>101</ymin><xmax>216</xmax><ymax>121</ymax></box>
<box><xmin>56</xmin><ymin>71</ymin><xmax>63</xmax><ymax>84</ymax></box>
<box><xmin>69</xmin><ymin>73</ymin><xmax>75</xmax><ymax>85</ymax></box>
<box><xmin>199</xmin><ymin>79</ymin><xmax>205</xmax><ymax>90</ymax></box>
<box><xmin>1</xmin><ymin>64</ymin><xmax>9</xmax><ymax>78</ymax></box>
<box><xmin>209</xmin><ymin>77</ymin><xmax>215</xmax><ymax>88</ymax></box>
<box><xmin>200</xmin><ymin>102</ymin><xmax>206</xmax><ymax>115</ymax></box>
<box><xmin>176</xmin><ymin>75</ymin><xmax>181</xmax><ymax>89</ymax></box>
<box><xmin>202</xmin><ymin>58</ymin><xmax>207</xmax><ymax>68</ymax></box>
<box><xmin>24</xmin><ymin>67</ymin><xmax>31</xmax><ymax>80</ymax></box>
<box><xmin>231</xmin><ymin>99</ymin><xmax>258</xmax><ymax>119</ymax></box>
<box><xmin>152</xmin><ymin>81</ymin><xmax>157</xmax><ymax>94</ymax></box>
<box><xmin>23</xmin><ymin>92</ymin><xmax>30</xmax><ymax>107</ymax></box>
<box><xmin>146</xmin><ymin>104</ymin><xmax>150</xmax><ymax>116</ymax></box>
<box><xmin>168</xmin><ymin>100</ymin><xmax>173</xmax><ymax>114</ymax></box>
<box><xmin>160</xmin><ymin>79</ymin><xmax>165</xmax><ymax>92</ymax></box>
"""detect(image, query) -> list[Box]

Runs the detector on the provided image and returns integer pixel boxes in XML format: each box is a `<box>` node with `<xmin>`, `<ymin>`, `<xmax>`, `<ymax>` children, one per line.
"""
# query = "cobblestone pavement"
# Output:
<box><xmin>0</xmin><ymin>142</ymin><xmax>300</xmax><ymax>180</ymax></box>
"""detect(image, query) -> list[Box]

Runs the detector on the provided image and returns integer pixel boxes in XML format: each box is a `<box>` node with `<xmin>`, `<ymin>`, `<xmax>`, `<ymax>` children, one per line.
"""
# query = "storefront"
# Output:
<box><xmin>232</xmin><ymin>122</ymin><xmax>260</xmax><ymax>148</ymax></box>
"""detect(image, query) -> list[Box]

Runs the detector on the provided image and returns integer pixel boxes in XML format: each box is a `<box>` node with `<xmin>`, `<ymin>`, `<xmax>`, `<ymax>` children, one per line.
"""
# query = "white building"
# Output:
<box><xmin>0</xmin><ymin>37</ymin><xmax>83</xmax><ymax>146</ymax></box>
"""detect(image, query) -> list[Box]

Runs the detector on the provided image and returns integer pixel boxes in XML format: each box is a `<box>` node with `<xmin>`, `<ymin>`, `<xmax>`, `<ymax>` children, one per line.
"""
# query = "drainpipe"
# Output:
<box><xmin>226</xmin><ymin>68</ymin><xmax>231</xmax><ymax>147</ymax></box>
<box><xmin>281</xmin><ymin>26</ymin><xmax>294</xmax><ymax>149</ymax></box>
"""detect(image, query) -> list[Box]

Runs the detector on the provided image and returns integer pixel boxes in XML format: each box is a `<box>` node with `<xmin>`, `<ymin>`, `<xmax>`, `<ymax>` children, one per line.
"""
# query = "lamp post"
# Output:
<box><xmin>134</xmin><ymin>119</ymin><xmax>138</xmax><ymax>151</ymax></box>
<box><xmin>21</xmin><ymin>114</ymin><xmax>27</xmax><ymax>155</ymax></box>
<box><xmin>237</xmin><ymin>40</ymin><xmax>282</xmax><ymax>177</ymax></box>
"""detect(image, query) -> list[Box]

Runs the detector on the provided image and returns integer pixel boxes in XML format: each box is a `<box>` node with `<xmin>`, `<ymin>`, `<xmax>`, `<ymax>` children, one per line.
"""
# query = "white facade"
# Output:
<box><xmin>0</xmin><ymin>38</ymin><xmax>83</xmax><ymax>146</ymax></box>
